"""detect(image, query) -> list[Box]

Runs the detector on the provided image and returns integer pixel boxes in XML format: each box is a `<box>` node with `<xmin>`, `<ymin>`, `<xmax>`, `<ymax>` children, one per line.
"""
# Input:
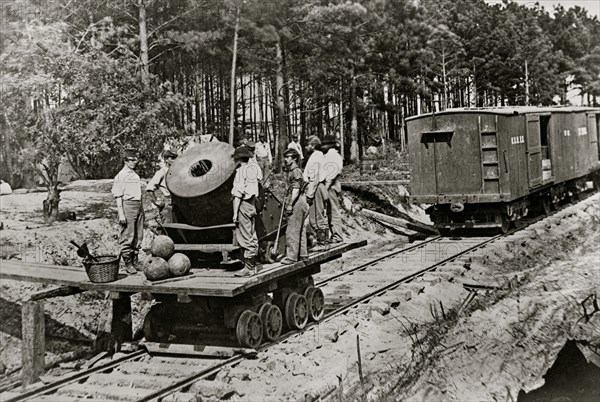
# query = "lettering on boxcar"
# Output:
<box><xmin>511</xmin><ymin>136</ymin><xmax>525</xmax><ymax>145</ymax></box>
<box><xmin>578</xmin><ymin>127</ymin><xmax>588</xmax><ymax>136</ymax></box>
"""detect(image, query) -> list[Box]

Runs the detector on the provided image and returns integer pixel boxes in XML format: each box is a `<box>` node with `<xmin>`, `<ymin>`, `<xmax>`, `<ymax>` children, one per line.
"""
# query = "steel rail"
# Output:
<box><xmin>315</xmin><ymin>236</ymin><xmax>441</xmax><ymax>286</ymax></box>
<box><xmin>4</xmin><ymin>350</ymin><xmax>146</xmax><ymax>402</ymax></box>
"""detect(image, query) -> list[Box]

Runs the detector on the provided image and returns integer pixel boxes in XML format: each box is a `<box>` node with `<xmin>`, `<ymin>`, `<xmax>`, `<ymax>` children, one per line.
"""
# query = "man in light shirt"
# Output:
<box><xmin>287</xmin><ymin>134</ymin><xmax>304</xmax><ymax>166</ymax></box>
<box><xmin>112</xmin><ymin>149</ymin><xmax>144</xmax><ymax>274</ymax></box>
<box><xmin>322</xmin><ymin>136</ymin><xmax>344</xmax><ymax>244</ymax></box>
<box><xmin>231</xmin><ymin>146</ymin><xmax>261</xmax><ymax>277</ymax></box>
<box><xmin>243</xmin><ymin>141</ymin><xmax>263</xmax><ymax>184</ymax></box>
<box><xmin>146</xmin><ymin>149</ymin><xmax>177</xmax><ymax>224</ymax></box>
<box><xmin>254</xmin><ymin>133</ymin><xmax>272</xmax><ymax>188</ymax></box>
<box><xmin>303</xmin><ymin>135</ymin><xmax>329</xmax><ymax>248</ymax></box>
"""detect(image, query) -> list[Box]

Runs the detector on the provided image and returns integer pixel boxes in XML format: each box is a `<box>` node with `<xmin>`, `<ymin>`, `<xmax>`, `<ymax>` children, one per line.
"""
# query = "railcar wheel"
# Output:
<box><xmin>259</xmin><ymin>303</ymin><xmax>282</xmax><ymax>341</ymax></box>
<box><xmin>285</xmin><ymin>293</ymin><xmax>309</xmax><ymax>330</ymax></box>
<box><xmin>236</xmin><ymin>310</ymin><xmax>263</xmax><ymax>349</ymax></box>
<box><xmin>143</xmin><ymin>306</ymin><xmax>173</xmax><ymax>343</ymax></box>
<box><xmin>542</xmin><ymin>197</ymin><xmax>553</xmax><ymax>214</ymax></box>
<box><xmin>304</xmin><ymin>287</ymin><xmax>325</xmax><ymax>321</ymax></box>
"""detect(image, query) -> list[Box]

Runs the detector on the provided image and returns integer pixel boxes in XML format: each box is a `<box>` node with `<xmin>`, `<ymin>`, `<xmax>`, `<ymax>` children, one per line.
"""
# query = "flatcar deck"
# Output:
<box><xmin>0</xmin><ymin>241</ymin><xmax>366</xmax><ymax>297</ymax></box>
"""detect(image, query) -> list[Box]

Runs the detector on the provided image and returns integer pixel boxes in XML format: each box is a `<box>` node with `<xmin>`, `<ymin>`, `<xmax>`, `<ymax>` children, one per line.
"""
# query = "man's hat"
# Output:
<box><xmin>322</xmin><ymin>135</ymin><xmax>337</xmax><ymax>146</ymax></box>
<box><xmin>123</xmin><ymin>148</ymin><xmax>137</xmax><ymax>159</ymax></box>
<box><xmin>292</xmin><ymin>133</ymin><xmax>299</xmax><ymax>139</ymax></box>
<box><xmin>307</xmin><ymin>135</ymin><xmax>321</xmax><ymax>146</ymax></box>
<box><xmin>284</xmin><ymin>148</ymin><xmax>300</xmax><ymax>160</ymax></box>
<box><xmin>232</xmin><ymin>146</ymin><xmax>253</xmax><ymax>160</ymax></box>
<box><xmin>245</xmin><ymin>141</ymin><xmax>256</xmax><ymax>150</ymax></box>
<box><xmin>163</xmin><ymin>149</ymin><xmax>178</xmax><ymax>159</ymax></box>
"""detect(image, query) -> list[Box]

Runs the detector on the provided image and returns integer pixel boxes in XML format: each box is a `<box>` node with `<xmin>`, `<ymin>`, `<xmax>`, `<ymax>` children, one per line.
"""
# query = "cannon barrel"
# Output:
<box><xmin>166</xmin><ymin>142</ymin><xmax>236</xmax><ymax>228</ymax></box>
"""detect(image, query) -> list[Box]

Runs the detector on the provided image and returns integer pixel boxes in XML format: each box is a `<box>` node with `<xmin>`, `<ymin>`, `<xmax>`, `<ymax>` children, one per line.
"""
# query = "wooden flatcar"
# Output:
<box><xmin>408</xmin><ymin>106</ymin><xmax>600</xmax><ymax>233</ymax></box>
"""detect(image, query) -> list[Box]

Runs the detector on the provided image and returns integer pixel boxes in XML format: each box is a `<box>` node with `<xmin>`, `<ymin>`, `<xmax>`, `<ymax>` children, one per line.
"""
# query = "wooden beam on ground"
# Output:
<box><xmin>27</xmin><ymin>286</ymin><xmax>83</xmax><ymax>301</ymax></box>
<box><xmin>22</xmin><ymin>300</ymin><xmax>45</xmax><ymax>386</ymax></box>
<box><xmin>341</xmin><ymin>180</ymin><xmax>409</xmax><ymax>186</ymax></box>
<box><xmin>142</xmin><ymin>342</ymin><xmax>256</xmax><ymax>358</ymax></box>
<box><xmin>361</xmin><ymin>208</ymin><xmax>437</xmax><ymax>235</ymax></box>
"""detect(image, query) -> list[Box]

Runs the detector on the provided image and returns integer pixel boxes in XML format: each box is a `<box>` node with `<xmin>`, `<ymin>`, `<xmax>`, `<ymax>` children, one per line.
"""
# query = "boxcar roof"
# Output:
<box><xmin>406</xmin><ymin>106</ymin><xmax>600</xmax><ymax>121</ymax></box>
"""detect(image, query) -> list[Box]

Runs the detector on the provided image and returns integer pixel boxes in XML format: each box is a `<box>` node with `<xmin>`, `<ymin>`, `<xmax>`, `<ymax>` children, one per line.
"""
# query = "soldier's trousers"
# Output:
<box><xmin>285</xmin><ymin>195</ymin><xmax>309</xmax><ymax>261</ymax></box>
<box><xmin>235</xmin><ymin>199</ymin><xmax>258</xmax><ymax>259</ymax></box>
<box><xmin>308</xmin><ymin>183</ymin><xmax>328</xmax><ymax>231</ymax></box>
<box><xmin>119</xmin><ymin>200</ymin><xmax>144</xmax><ymax>263</ymax></box>
<box><xmin>327</xmin><ymin>182</ymin><xmax>343</xmax><ymax>241</ymax></box>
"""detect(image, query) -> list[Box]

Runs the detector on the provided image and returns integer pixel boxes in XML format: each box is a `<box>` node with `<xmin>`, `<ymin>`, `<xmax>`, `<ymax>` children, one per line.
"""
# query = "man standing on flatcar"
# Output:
<box><xmin>254</xmin><ymin>133</ymin><xmax>272</xmax><ymax>188</ymax></box>
<box><xmin>322</xmin><ymin>136</ymin><xmax>344</xmax><ymax>244</ymax></box>
<box><xmin>287</xmin><ymin>133</ymin><xmax>304</xmax><ymax>166</ymax></box>
<box><xmin>304</xmin><ymin>135</ymin><xmax>329</xmax><ymax>248</ymax></box>
<box><xmin>146</xmin><ymin>149</ymin><xmax>177</xmax><ymax>224</ymax></box>
<box><xmin>231</xmin><ymin>146</ymin><xmax>261</xmax><ymax>277</ymax></box>
<box><xmin>112</xmin><ymin>149</ymin><xmax>144</xmax><ymax>274</ymax></box>
<box><xmin>280</xmin><ymin>148</ymin><xmax>309</xmax><ymax>264</ymax></box>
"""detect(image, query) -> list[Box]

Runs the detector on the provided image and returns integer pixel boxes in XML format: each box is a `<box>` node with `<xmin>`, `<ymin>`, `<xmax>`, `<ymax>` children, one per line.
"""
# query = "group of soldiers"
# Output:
<box><xmin>231</xmin><ymin>134</ymin><xmax>343</xmax><ymax>276</ymax></box>
<box><xmin>111</xmin><ymin>133</ymin><xmax>343</xmax><ymax>276</ymax></box>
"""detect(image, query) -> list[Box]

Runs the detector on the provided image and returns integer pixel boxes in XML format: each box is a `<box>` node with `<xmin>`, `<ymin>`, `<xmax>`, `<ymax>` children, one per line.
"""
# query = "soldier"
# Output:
<box><xmin>146</xmin><ymin>149</ymin><xmax>178</xmax><ymax>224</ymax></box>
<box><xmin>303</xmin><ymin>135</ymin><xmax>329</xmax><ymax>248</ymax></box>
<box><xmin>243</xmin><ymin>141</ymin><xmax>263</xmax><ymax>184</ymax></box>
<box><xmin>231</xmin><ymin>146</ymin><xmax>261</xmax><ymax>277</ymax></box>
<box><xmin>281</xmin><ymin>148</ymin><xmax>309</xmax><ymax>264</ymax></box>
<box><xmin>322</xmin><ymin>136</ymin><xmax>344</xmax><ymax>243</ymax></box>
<box><xmin>287</xmin><ymin>133</ymin><xmax>304</xmax><ymax>166</ymax></box>
<box><xmin>254</xmin><ymin>133</ymin><xmax>272</xmax><ymax>188</ymax></box>
<box><xmin>112</xmin><ymin>149</ymin><xmax>144</xmax><ymax>274</ymax></box>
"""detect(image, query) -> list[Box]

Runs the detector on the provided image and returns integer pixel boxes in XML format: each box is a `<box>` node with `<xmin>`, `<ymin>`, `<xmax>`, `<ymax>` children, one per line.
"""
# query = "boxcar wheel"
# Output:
<box><xmin>304</xmin><ymin>287</ymin><xmax>325</xmax><ymax>321</ymax></box>
<box><xmin>259</xmin><ymin>303</ymin><xmax>282</xmax><ymax>342</ymax></box>
<box><xmin>236</xmin><ymin>310</ymin><xmax>263</xmax><ymax>349</ymax></box>
<box><xmin>285</xmin><ymin>293</ymin><xmax>309</xmax><ymax>330</ymax></box>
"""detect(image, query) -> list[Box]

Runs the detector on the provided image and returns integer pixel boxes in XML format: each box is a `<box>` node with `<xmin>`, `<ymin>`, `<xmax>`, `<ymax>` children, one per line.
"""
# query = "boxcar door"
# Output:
<box><xmin>526</xmin><ymin>115</ymin><xmax>543</xmax><ymax>188</ymax></box>
<box><xmin>588</xmin><ymin>113</ymin><xmax>600</xmax><ymax>165</ymax></box>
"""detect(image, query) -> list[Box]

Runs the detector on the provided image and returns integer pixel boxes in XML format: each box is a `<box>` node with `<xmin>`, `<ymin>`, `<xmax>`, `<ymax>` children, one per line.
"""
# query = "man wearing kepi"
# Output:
<box><xmin>322</xmin><ymin>136</ymin><xmax>344</xmax><ymax>243</ymax></box>
<box><xmin>281</xmin><ymin>148</ymin><xmax>309</xmax><ymax>264</ymax></box>
<box><xmin>112</xmin><ymin>149</ymin><xmax>144</xmax><ymax>274</ymax></box>
<box><xmin>231</xmin><ymin>146</ymin><xmax>261</xmax><ymax>277</ymax></box>
<box><xmin>303</xmin><ymin>135</ymin><xmax>329</xmax><ymax>248</ymax></box>
<box><xmin>254</xmin><ymin>133</ymin><xmax>272</xmax><ymax>188</ymax></box>
<box><xmin>146</xmin><ymin>149</ymin><xmax>177</xmax><ymax>224</ymax></box>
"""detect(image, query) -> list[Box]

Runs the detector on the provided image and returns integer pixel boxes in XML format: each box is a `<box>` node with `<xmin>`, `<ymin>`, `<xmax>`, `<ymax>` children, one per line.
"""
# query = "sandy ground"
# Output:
<box><xmin>1</xmin><ymin>184</ymin><xmax>598</xmax><ymax>401</ymax></box>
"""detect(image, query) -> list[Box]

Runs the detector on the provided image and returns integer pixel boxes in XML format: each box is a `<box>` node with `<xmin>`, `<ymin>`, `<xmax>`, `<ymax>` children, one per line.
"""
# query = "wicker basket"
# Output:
<box><xmin>83</xmin><ymin>255</ymin><xmax>120</xmax><ymax>283</ymax></box>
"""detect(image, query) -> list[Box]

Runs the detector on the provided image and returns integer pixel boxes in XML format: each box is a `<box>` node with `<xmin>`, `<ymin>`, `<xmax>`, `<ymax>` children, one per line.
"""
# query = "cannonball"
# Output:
<box><xmin>151</xmin><ymin>235</ymin><xmax>175</xmax><ymax>260</ymax></box>
<box><xmin>144</xmin><ymin>256</ymin><xmax>170</xmax><ymax>281</ymax></box>
<box><xmin>168</xmin><ymin>253</ymin><xmax>191</xmax><ymax>277</ymax></box>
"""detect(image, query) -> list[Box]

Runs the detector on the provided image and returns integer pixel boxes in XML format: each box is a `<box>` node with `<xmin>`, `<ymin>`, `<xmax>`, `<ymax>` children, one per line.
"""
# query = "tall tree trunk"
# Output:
<box><xmin>228</xmin><ymin>4</ymin><xmax>240</xmax><ymax>145</ymax></box>
<box><xmin>275</xmin><ymin>38</ymin><xmax>287</xmax><ymax>172</ymax></box>
<box><xmin>339</xmin><ymin>81</ymin><xmax>344</xmax><ymax>160</ymax></box>
<box><xmin>349</xmin><ymin>66</ymin><xmax>359</xmax><ymax>163</ymax></box>
<box><xmin>138</xmin><ymin>0</ymin><xmax>150</xmax><ymax>91</ymax></box>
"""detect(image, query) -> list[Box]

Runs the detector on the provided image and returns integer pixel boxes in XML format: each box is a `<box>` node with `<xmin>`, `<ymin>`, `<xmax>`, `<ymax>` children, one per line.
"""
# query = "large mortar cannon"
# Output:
<box><xmin>162</xmin><ymin>141</ymin><xmax>284</xmax><ymax>262</ymax></box>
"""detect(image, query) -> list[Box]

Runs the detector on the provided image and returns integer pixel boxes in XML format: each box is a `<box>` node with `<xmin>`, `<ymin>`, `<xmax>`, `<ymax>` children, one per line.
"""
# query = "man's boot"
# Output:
<box><xmin>130</xmin><ymin>252</ymin><xmax>144</xmax><ymax>271</ymax></box>
<box><xmin>234</xmin><ymin>256</ymin><xmax>252</xmax><ymax>277</ymax></box>
<box><xmin>121</xmin><ymin>254</ymin><xmax>136</xmax><ymax>274</ymax></box>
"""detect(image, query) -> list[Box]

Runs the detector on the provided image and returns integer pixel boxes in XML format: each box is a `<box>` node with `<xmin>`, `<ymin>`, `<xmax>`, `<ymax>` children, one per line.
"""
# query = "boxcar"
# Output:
<box><xmin>407</xmin><ymin>106</ymin><xmax>600</xmax><ymax>233</ymax></box>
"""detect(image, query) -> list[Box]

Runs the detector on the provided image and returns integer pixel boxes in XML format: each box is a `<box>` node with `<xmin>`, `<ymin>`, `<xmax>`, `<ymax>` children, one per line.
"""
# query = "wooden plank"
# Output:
<box><xmin>361</xmin><ymin>208</ymin><xmax>437</xmax><ymax>235</ymax></box>
<box><xmin>0</xmin><ymin>240</ymin><xmax>368</xmax><ymax>298</ymax></box>
<box><xmin>142</xmin><ymin>342</ymin><xmax>256</xmax><ymax>358</ymax></box>
<box><xmin>174</xmin><ymin>244</ymin><xmax>239</xmax><ymax>253</ymax></box>
<box><xmin>22</xmin><ymin>300</ymin><xmax>45</xmax><ymax>386</ymax></box>
<box><xmin>163</xmin><ymin>222</ymin><xmax>235</xmax><ymax>231</ymax></box>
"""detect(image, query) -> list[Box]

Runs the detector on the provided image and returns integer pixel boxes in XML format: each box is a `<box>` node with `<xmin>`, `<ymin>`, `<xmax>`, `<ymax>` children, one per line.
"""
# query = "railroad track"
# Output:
<box><xmin>2</xmin><ymin>196</ymin><xmax>591</xmax><ymax>402</ymax></box>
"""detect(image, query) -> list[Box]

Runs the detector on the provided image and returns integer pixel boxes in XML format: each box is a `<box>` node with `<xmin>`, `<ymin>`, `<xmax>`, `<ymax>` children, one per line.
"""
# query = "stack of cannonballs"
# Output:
<box><xmin>145</xmin><ymin>235</ymin><xmax>191</xmax><ymax>281</ymax></box>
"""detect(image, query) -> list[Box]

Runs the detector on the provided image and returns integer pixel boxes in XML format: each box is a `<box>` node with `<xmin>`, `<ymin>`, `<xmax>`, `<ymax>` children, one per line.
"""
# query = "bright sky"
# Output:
<box><xmin>484</xmin><ymin>0</ymin><xmax>600</xmax><ymax>19</ymax></box>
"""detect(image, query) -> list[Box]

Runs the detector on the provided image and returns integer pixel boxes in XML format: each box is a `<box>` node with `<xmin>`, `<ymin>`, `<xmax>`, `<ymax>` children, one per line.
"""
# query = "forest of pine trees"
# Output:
<box><xmin>1</xmin><ymin>0</ymin><xmax>599</xmax><ymax>189</ymax></box>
